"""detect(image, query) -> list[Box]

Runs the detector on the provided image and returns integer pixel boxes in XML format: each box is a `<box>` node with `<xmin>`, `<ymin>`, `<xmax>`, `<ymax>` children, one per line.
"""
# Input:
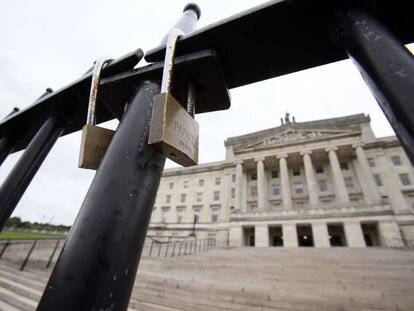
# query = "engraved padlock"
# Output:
<box><xmin>78</xmin><ymin>58</ymin><xmax>115</xmax><ymax>170</ymax></box>
<box><xmin>148</xmin><ymin>28</ymin><xmax>199</xmax><ymax>167</ymax></box>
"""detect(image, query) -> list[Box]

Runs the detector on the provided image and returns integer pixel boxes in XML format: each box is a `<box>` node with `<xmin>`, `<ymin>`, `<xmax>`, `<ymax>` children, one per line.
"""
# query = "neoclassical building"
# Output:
<box><xmin>148</xmin><ymin>114</ymin><xmax>414</xmax><ymax>248</ymax></box>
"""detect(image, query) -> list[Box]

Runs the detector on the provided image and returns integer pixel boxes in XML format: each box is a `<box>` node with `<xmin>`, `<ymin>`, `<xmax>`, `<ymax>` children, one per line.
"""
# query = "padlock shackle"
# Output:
<box><xmin>86</xmin><ymin>58</ymin><xmax>112</xmax><ymax>126</ymax></box>
<box><xmin>160</xmin><ymin>3</ymin><xmax>200</xmax><ymax>45</ymax></box>
<box><xmin>161</xmin><ymin>28</ymin><xmax>184</xmax><ymax>94</ymax></box>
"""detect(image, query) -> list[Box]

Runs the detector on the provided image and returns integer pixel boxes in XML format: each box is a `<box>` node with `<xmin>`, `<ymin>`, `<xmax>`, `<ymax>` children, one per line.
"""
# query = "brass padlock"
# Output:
<box><xmin>78</xmin><ymin>58</ymin><xmax>114</xmax><ymax>170</ymax></box>
<box><xmin>148</xmin><ymin>28</ymin><xmax>199</xmax><ymax>167</ymax></box>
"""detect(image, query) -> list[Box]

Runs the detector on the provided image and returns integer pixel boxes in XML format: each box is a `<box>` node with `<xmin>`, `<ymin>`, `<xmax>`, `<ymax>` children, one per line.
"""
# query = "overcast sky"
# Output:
<box><xmin>0</xmin><ymin>0</ymin><xmax>408</xmax><ymax>226</ymax></box>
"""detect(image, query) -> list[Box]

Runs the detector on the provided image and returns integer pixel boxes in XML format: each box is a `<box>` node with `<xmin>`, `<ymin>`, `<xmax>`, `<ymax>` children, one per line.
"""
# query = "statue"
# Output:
<box><xmin>284</xmin><ymin>112</ymin><xmax>290</xmax><ymax>123</ymax></box>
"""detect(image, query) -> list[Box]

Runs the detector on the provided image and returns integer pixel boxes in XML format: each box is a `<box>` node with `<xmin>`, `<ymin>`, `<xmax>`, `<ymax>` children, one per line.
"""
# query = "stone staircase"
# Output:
<box><xmin>0</xmin><ymin>248</ymin><xmax>413</xmax><ymax>310</ymax></box>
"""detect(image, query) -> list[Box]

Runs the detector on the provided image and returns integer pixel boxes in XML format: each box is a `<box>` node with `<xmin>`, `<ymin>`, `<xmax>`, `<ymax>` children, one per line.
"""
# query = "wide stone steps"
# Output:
<box><xmin>0</xmin><ymin>248</ymin><xmax>413</xmax><ymax>310</ymax></box>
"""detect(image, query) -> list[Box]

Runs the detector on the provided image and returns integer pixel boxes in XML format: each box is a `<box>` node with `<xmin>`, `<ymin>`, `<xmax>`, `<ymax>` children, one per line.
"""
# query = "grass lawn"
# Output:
<box><xmin>0</xmin><ymin>231</ymin><xmax>65</xmax><ymax>240</ymax></box>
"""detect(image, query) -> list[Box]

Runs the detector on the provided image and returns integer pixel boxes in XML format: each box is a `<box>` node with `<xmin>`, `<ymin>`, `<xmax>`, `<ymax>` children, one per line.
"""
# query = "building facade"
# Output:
<box><xmin>148</xmin><ymin>114</ymin><xmax>414</xmax><ymax>248</ymax></box>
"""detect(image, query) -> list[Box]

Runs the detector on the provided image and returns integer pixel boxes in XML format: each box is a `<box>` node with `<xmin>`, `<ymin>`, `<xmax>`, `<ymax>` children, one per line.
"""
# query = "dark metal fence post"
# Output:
<box><xmin>46</xmin><ymin>239</ymin><xmax>61</xmax><ymax>269</ymax></box>
<box><xmin>335</xmin><ymin>9</ymin><xmax>414</xmax><ymax>165</ymax></box>
<box><xmin>178</xmin><ymin>242</ymin><xmax>182</xmax><ymax>256</ymax></box>
<box><xmin>20</xmin><ymin>240</ymin><xmax>37</xmax><ymax>271</ymax></box>
<box><xmin>157</xmin><ymin>243</ymin><xmax>162</xmax><ymax>257</ymax></box>
<box><xmin>172</xmin><ymin>242</ymin><xmax>176</xmax><ymax>258</ymax></box>
<box><xmin>0</xmin><ymin>136</ymin><xmax>13</xmax><ymax>166</ymax></box>
<box><xmin>184</xmin><ymin>242</ymin><xmax>188</xmax><ymax>255</ymax></box>
<box><xmin>37</xmin><ymin>82</ymin><xmax>165</xmax><ymax>311</ymax></box>
<box><xmin>165</xmin><ymin>243</ymin><xmax>169</xmax><ymax>257</ymax></box>
<box><xmin>0</xmin><ymin>239</ymin><xmax>10</xmax><ymax>259</ymax></box>
<box><xmin>0</xmin><ymin>115</ymin><xmax>64</xmax><ymax>231</ymax></box>
<box><xmin>149</xmin><ymin>240</ymin><xmax>154</xmax><ymax>256</ymax></box>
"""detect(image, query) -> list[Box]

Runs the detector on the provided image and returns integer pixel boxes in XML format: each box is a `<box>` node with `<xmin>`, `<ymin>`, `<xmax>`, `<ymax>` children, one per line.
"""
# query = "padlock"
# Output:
<box><xmin>148</xmin><ymin>28</ymin><xmax>199</xmax><ymax>167</ymax></box>
<box><xmin>78</xmin><ymin>58</ymin><xmax>115</xmax><ymax>170</ymax></box>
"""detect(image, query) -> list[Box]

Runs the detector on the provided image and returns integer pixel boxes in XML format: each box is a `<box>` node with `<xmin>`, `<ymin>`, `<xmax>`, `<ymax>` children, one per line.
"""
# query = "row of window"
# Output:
<box><xmin>373</xmin><ymin>173</ymin><xmax>412</xmax><ymax>187</ymax></box>
<box><xmin>368</xmin><ymin>155</ymin><xmax>405</xmax><ymax>167</ymax></box>
<box><xmin>250</xmin><ymin>173</ymin><xmax>412</xmax><ymax>198</ymax></box>
<box><xmin>250</xmin><ymin>164</ymin><xmax>349</xmax><ymax>181</ymax></box>
<box><xmin>165</xmin><ymin>191</ymin><xmax>222</xmax><ymax>204</ymax></box>
<box><xmin>167</xmin><ymin>176</ymin><xmax>235</xmax><ymax>190</ymax></box>
<box><xmin>166</xmin><ymin>173</ymin><xmax>412</xmax><ymax>204</ymax></box>
<box><xmin>167</xmin><ymin>156</ymin><xmax>405</xmax><ymax>191</ymax></box>
<box><xmin>160</xmin><ymin>207</ymin><xmax>220</xmax><ymax>224</ymax></box>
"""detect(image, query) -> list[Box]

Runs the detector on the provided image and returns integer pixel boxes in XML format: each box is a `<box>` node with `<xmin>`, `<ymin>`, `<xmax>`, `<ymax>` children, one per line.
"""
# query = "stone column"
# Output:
<box><xmin>301</xmin><ymin>151</ymin><xmax>319</xmax><ymax>208</ymax></box>
<box><xmin>353</xmin><ymin>144</ymin><xmax>382</xmax><ymax>205</ymax></box>
<box><xmin>326</xmin><ymin>147</ymin><xmax>350</xmax><ymax>207</ymax></box>
<box><xmin>378</xmin><ymin>220</ymin><xmax>404</xmax><ymax>248</ymax></box>
<box><xmin>229</xmin><ymin>226</ymin><xmax>243</xmax><ymax>247</ymax></box>
<box><xmin>235</xmin><ymin>160</ymin><xmax>244</xmax><ymax>212</ymax></box>
<box><xmin>282</xmin><ymin>223</ymin><xmax>298</xmax><ymax>247</ymax></box>
<box><xmin>312</xmin><ymin>223</ymin><xmax>330</xmax><ymax>247</ymax></box>
<box><xmin>255</xmin><ymin>224</ymin><xmax>269</xmax><ymax>247</ymax></box>
<box><xmin>256</xmin><ymin>157</ymin><xmax>266</xmax><ymax>210</ymax></box>
<box><xmin>278</xmin><ymin>154</ymin><xmax>292</xmax><ymax>209</ymax></box>
<box><xmin>344</xmin><ymin>221</ymin><xmax>366</xmax><ymax>247</ymax></box>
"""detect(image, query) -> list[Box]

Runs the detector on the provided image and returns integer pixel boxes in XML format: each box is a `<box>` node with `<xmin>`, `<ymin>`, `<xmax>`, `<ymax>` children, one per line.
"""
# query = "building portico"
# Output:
<box><xmin>149</xmin><ymin>114</ymin><xmax>414</xmax><ymax>249</ymax></box>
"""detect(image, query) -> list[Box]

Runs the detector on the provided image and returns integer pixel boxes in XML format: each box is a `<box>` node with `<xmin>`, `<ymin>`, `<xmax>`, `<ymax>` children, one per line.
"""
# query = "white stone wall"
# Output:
<box><xmin>255</xmin><ymin>225</ymin><xmax>269</xmax><ymax>247</ymax></box>
<box><xmin>343</xmin><ymin>221</ymin><xmax>366</xmax><ymax>247</ymax></box>
<box><xmin>313</xmin><ymin>223</ymin><xmax>330</xmax><ymax>247</ymax></box>
<box><xmin>149</xmin><ymin>115</ymin><xmax>414</xmax><ymax>249</ymax></box>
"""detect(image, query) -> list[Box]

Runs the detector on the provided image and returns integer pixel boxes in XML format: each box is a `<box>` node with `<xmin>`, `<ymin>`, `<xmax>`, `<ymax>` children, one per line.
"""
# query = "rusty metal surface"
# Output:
<box><xmin>145</xmin><ymin>0</ymin><xmax>414</xmax><ymax>89</ymax></box>
<box><xmin>100</xmin><ymin>49</ymin><xmax>230</xmax><ymax>115</ymax></box>
<box><xmin>148</xmin><ymin>93</ymin><xmax>199</xmax><ymax>167</ymax></box>
<box><xmin>0</xmin><ymin>49</ymin><xmax>229</xmax><ymax>155</ymax></box>
<box><xmin>0</xmin><ymin>50</ymin><xmax>143</xmax><ymax>154</ymax></box>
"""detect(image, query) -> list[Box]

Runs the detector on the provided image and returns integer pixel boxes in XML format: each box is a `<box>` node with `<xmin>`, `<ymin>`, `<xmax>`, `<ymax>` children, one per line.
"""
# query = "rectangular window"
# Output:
<box><xmin>169</xmin><ymin>182</ymin><xmax>174</xmax><ymax>189</ymax></box>
<box><xmin>213</xmin><ymin>191</ymin><xmax>220</xmax><ymax>201</ymax></box>
<box><xmin>409</xmin><ymin>196</ymin><xmax>414</xmax><ymax>210</ymax></box>
<box><xmin>271</xmin><ymin>170</ymin><xmax>279</xmax><ymax>178</ymax></box>
<box><xmin>211</xmin><ymin>208</ymin><xmax>219</xmax><ymax>223</ymax></box>
<box><xmin>318</xmin><ymin>180</ymin><xmax>327</xmax><ymax>192</ymax></box>
<box><xmin>196</xmin><ymin>192</ymin><xmax>202</xmax><ymax>202</ymax></box>
<box><xmin>391</xmin><ymin>156</ymin><xmax>402</xmax><ymax>166</ymax></box>
<box><xmin>374</xmin><ymin>174</ymin><xmax>383</xmax><ymax>187</ymax></box>
<box><xmin>368</xmin><ymin>158</ymin><xmax>376</xmax><ymax>167</ymax></box>
<box><xmin>292</xmin><ymin>168</ymin><xmax>301</xmax><ymax>176</ymax></box>
<box><xmin>271</xmin><ymin>185</ymin><xmax>280</xmax><ymax>196</ymax></box>
<box><xmin>166</xmin><ymin>195</ymin><xmax>171</xmax><ymax>204</ymax></box>
<box><xmin>322</xmin><ymin>200</ymin><xmax>332</xmax><ymax>208</ymax></box>
<box><xmin>271</xmin><ymin>202</ymin><xmax>281</xmax><ymax>209</ymax></box>
<box><xmin>198</xmin><ymin>179</ymin><xmax>204</xmax><ymax>187</ymax></box>
<box><xmin>161</xmin><ymin>207</ymin><xmax>169</xmax><ymax>223</ymax></box>
<box><xmin>231</xmin><ymin>188</ymin><xmax>235</xmax><ymax>199</ymax></box>
<box><xmin>251</xmin><ymin>173</ymin><xmax>257</xmax><ymax>181</ymax></box>
<box><xmin>181</xmin><ymin>193</ymin><xmax>186</xmax><ymax>203</ymax></box>
<box><xmin>194</xmin><ymin>208</ymin><xmax>201</xmax><ymax>223</ymax></box>
<box><xmin>296</xmin><ymin>201</ymin><xmax>305</xmax><ymax>209</ymax></box>
<box><xmin>315</xmin><ymin>166</ymin><xmax>324</xmax><ymax>174</ymax></box>
<box><xmin>340</xmin><ymin>162</ymin><xmax>349</xmax><ymax>171</ymax></box>
<box><xmin>183</xmin><ymin>180</ymin><xmax>189</xmax><ymax>188</ymax></box>
<box><xmin>294</xmin><ymin>181</ymin><xmax>303</xmax><ymax>194</ymax></box>
<box><xmin>399</xmin><ymin>173</ymin><xmax>412</xmax><ymax>186</ymax></box>
<box><xmin>232</xmin><ymin>174</ymin><xmax>236</xmax><ymax>182</ymax></box>
<box><xmin>177</xmin><ymin>208</ymin><xmax>185</xmax><ymax>223</ymax></box>
<box><xmin>215</xmin><ymin>177</ymin><xmax>221</xmax><ymax>185</ymax></box>
<box><xmin>251</xmin><ymin>186</ymin><xmax>258</xmax><ymax>197</ymax></box>
<box><xmin>344</xmin><ymin>177</ymin><xmax>354</xmax><ymax>190</ymax></box>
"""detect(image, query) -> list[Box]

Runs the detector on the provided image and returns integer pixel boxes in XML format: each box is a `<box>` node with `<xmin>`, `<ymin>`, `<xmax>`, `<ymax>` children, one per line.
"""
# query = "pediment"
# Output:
<box><xmin>239</xmin><ymin>128</ymin><xmax>355</xmax><ymax>151</ymax></box>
